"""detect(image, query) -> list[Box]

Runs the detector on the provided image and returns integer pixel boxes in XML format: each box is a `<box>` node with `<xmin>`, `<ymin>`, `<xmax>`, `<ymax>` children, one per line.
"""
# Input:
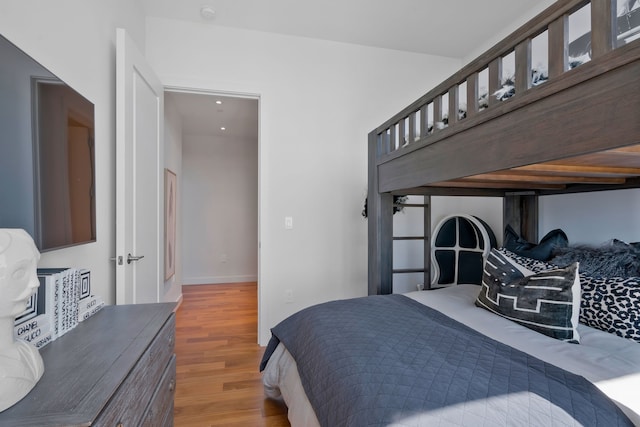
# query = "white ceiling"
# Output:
<box><xmin>150</xmin><ymin>0</ymin><xmax>546</xmax><ymax>139</ymax></box>
<box><xmin>141</xmin><ymin>0</ymin><xmax>545</xmax><ymax>57</ymax></box>
<box><xmin>166</xmin><ymin>91</ymin><xmax>259</xmax><ymax>140</ymax></box>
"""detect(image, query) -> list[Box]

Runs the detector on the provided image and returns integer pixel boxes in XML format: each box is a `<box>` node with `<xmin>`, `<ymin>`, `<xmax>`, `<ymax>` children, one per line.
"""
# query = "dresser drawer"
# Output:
<box><xmin>94</xmin><ymin>314</ymin><xmax>176</xmax><ymax>426</ymax></box>
<box><xmin>141</xmin><ymin>355</ymin><xmax>176</xmax><ymax>426</ymax></box>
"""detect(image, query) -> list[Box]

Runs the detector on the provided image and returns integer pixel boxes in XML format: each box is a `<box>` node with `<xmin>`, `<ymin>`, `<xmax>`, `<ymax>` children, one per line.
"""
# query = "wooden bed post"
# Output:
<box><xmin>423</xmin><ymin>195</ymin><xmax>432</xmax><ymax>291</ymax></box>
<box><xmin>503</xmin><ymin>193</ymin><xmax>538</xmax><ymax>243</ymax></box>
<box><xmin>368</xmin><ymin>131</ymin><xmax>393</xmax><ymax>295</ymax></box>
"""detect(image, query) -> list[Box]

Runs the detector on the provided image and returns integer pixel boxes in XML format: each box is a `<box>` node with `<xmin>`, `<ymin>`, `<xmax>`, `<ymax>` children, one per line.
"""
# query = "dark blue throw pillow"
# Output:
<box><xmin>503</xmin><ymin>225</ymin><xmax>568</xmax><ymax>261</ymax></box>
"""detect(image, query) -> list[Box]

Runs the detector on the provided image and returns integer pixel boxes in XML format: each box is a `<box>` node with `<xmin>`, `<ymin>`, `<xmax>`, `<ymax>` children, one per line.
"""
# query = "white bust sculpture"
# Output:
<box><xmin>0</xmin><ymin>229</ymin><xmax>44</xmax><ymax>413</ymax></box>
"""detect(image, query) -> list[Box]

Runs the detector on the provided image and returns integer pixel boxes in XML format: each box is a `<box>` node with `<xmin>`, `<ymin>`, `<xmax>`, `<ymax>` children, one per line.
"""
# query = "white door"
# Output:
<box><xmin>115</xmin><ymin>28</ymin><xmax>164</xmax><ymax>304</ymax></box>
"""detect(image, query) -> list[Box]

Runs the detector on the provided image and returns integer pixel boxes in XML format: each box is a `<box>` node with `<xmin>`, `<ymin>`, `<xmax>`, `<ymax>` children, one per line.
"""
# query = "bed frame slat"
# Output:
<box><xmin>390</xmin><ymin>125</ymin><xmax>397</xmax><ymax>152</ymax></box>
<box><xmin>548</xmin><ymin>15</ymin><xmax>569</xmax><ymax>78</ymax></box>
<box><xmin>420</xmin><ymin>105</ymin><xmax>428</xmax><ymax>139</ymax></box>
<box><xmin>433</xmin><ymin>95</ymin><xmax>442</xmax><ymax>131</ymax></box>
<box><xmin>515</xmin><ymin>39</ymin><xmax>532</xmax><ymax>94</ymax></box>
<box><xmin>591</xmin><ymin>0</ymin><xmax>616</xmax><ymax>58</ymax></box>
<box><xmin>381</xmin><ymin>129</ymin><xmax>388</xmax><ymax>154</ymax></box>
<box><xmin>466</xmin><ymin>73</ymin><xmax>479</xmax><ymax>118</ymax></box>
<box><xmin>448</xmin><ymin>86</ymin><xmax>458</xmax><ymax>125</ymax></box>
<box><xmin>488</xmin><ymin>58</ymin><xmax>502</xmax><ymax>107</ymax></box>
<box><xmin>408</xmin><ymin>114</ymin><xmax>416</xmax><ymax>145</ymax></box>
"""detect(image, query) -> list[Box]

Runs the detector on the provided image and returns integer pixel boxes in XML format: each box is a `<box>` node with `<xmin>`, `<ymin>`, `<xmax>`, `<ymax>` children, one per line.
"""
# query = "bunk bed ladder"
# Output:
<box><xmin>391</xmin><ymin>196</ymin><xmax>432</xmax><ymax>293</ymax></box>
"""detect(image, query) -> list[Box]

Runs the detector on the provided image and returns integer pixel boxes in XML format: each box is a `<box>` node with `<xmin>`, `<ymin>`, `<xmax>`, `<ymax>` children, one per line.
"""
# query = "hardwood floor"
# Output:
<box><xmin>173</xmin><ymin>283</ymin><xmax>290</xmax><ymax>427</ymax></box>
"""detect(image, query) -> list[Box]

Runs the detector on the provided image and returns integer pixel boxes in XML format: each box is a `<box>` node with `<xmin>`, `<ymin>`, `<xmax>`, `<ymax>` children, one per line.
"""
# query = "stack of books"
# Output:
<box><xmin>13</xmin><ymin>269</ymin><xmax>104</xmax><ymax>349</ymax></box>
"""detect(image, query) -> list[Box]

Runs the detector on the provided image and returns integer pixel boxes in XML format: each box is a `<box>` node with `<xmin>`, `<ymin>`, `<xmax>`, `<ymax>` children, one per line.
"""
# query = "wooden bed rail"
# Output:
<box><xmin>374</xmin><ymin>0</ymin><xmax>622</xmax><ymax>157</ymax></box>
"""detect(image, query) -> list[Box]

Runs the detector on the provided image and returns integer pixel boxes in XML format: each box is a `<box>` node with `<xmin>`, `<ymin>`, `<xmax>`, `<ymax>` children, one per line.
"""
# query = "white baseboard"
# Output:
<box><xmin>182</xmin><ymin>275</ymin><xmax>257</xmax><ymax>285</ymax></box>
<box><xmin>172</xmin><ymin>294</ymin><xmax>184</xmax><ymax>311</ymax></box>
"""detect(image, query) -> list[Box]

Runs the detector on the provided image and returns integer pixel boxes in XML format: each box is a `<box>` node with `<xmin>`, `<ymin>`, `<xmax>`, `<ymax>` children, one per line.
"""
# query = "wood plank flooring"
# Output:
<box><xmin>173</xmin><ymin>283</ymin><xmax>290</xmax><ymax>427</ymax></box>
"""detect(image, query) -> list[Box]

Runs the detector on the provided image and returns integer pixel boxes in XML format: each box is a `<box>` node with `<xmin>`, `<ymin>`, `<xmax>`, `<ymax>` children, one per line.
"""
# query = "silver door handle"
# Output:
<box><xmin>127</xmin><ymin>253</ymin><xmax>145</xmax><ymax>264</ymax></box>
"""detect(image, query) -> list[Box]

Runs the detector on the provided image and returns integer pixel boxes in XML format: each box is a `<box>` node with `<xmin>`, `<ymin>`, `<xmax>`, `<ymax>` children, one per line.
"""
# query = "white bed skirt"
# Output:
<box><xmin>263</xmin><ymin>341</ymin><xmax>320</xmax><ymax>426</ymax></box>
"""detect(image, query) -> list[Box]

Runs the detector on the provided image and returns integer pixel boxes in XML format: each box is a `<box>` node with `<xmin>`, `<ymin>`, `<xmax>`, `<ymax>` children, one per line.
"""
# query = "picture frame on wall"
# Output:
<box><xmin>164</xmin><ymin>168</ymin><xmax>177</xmax><ymax>280</ymax></box>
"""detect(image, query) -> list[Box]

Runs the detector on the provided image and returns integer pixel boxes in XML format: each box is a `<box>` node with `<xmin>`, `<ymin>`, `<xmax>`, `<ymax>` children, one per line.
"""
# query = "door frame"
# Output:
<box><xmin>115</xmin><ymin>28</ymin><xmax>164</xmax><ymax>305</ymax></box>
<box><xmin>165</xmin><ymin>86</ymin><xmax>262</xmax><ymax>341</ymax></box>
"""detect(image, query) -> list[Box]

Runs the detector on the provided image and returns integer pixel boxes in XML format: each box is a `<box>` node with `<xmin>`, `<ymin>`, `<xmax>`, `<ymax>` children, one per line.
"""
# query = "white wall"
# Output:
<box><xmin>540</xmin><ymin>189</ymin><xmax>640</xmax><ymax>245</ymax></box>
<box><xmin>145</xmin><ymin>18</ymin><xmax>462</xmax><ymax>344</ymax></box>
<box><xmin>163</xmin><ymin>95</ymin><xmax>184</xmax><ymax>302</ymax></box>
<box><xmin>431</xmin><ymin>197</ymin><xmax>503</xmax><ymax>244</ymax></box>
<box><xmin>0</xmin><ymin>1</ymin><xmax>146</xmax><ymax>304</ymax></box>
<box><xmin>181</xmin><ymin>132</ymin><xmax>258</xmax><ymax>285</ymax></box>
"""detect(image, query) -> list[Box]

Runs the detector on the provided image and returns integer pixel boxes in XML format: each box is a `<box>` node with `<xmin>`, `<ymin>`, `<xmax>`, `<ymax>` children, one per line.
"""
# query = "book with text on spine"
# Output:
<box><xmin>14</xmin><ymin>313</ymin><xmax>52</xmax><ymax>349</ymax></box>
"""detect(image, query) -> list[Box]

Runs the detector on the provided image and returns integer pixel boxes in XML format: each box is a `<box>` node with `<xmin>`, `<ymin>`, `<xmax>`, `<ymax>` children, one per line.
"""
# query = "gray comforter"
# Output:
<box><xmin>260</xmin><ymin>294</ymin><xmax>633</xmax><ymax>427</ymax></box>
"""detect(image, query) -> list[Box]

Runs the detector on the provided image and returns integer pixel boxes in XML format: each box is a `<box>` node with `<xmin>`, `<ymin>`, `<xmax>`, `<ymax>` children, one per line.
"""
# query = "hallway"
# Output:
<box><xmin>173</xmin><ymin>283</ymin><xmax>289</xmax><ymax>426</ymax></box>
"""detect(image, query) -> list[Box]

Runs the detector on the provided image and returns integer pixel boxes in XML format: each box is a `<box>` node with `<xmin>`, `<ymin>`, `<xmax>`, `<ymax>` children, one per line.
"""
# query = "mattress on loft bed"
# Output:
<box><xmin>261</xmin><ymin>285</ymin><xmax>640</xmax><ymax>426</ymax></box>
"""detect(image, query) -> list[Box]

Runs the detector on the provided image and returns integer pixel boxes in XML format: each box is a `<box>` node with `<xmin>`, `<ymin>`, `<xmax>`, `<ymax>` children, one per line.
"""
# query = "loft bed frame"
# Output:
<box><xmin>368</xmin><ymin>0</ymin><xmax>640</xmax><ymax>295</ymax></box>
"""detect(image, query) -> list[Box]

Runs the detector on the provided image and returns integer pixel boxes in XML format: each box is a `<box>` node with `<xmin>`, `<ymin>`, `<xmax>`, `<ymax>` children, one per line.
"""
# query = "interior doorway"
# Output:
<box><xmin>164</xmin><ymin>88</ymin><xmax>260</xmax><ymax>317</ymax></box>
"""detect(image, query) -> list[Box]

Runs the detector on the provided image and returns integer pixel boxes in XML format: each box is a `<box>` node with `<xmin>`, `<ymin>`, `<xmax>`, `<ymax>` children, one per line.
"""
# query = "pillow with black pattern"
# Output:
<box><xmin>579</xmin><ymin>275</ymin><xmax>640</xmax><ymax>343</ymax></box>
<box><xmin>476</xmin><ymin>248</ymin><xmax>581</xmax><ymax>343</ymax></box>
<box><xmin>494</xmin><ymin>247</ymin><xmax>557</xmax><ymax>273</ymax></box>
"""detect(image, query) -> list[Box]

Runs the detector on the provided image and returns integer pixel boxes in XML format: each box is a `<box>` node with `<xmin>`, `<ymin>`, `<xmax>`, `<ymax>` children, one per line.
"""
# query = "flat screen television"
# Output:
<box><xmin>0</xmin><ymin>34</ymin><xmax>96</xmax><ymax>252</ymax></box>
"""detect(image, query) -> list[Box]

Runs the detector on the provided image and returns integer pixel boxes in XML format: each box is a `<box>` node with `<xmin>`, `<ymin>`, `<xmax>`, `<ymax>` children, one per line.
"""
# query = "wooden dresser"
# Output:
<box><xmin>0</xmin><ymin>303</ymin><xmax>177</xmax><ymax>426</ymax></box>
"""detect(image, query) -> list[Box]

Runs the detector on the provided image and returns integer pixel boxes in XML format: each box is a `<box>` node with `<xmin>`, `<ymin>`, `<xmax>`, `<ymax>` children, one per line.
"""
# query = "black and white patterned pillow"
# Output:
<box><xmin>495</xmin><ymin>248</ymin><xmax>556</xmax><ymax>273</ymax></box>
<box><xmin>580</xmin><ymin>275</ymin><xmax>640</xmax><ymax>343</ymax></box>
<box><xmin>499</xmin><ymin>248</ymin><xmax>640</xmax><ymax>343</ymax></box>
<box><xmin>476</xmin><ymin>248</ymin><xmax>581</xmax><ymax>343</ymax></box>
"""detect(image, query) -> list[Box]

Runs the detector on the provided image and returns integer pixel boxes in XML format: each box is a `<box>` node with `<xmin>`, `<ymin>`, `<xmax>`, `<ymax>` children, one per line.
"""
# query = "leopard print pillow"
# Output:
<box><xmin>495</xmin><ymin>248</ymin><xmax>555</xmax><ymax>272</ymax></box>
<box><xmin>580</xmin><ymin>275</ymin><xmax>640</xmax><ymax>343</ymax></box>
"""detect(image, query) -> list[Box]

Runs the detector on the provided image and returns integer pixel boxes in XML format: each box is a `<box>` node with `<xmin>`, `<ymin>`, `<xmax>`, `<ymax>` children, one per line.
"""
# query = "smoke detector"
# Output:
<box><xmin>200</xmin><ymin>6</ymin><xmax>216</xmax><ymax>20</ymax></box>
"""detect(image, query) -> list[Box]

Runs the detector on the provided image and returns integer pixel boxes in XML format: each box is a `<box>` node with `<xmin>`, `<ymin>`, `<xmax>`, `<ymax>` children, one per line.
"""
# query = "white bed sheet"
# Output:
<box><xmin>262</xmin><ymin>285</ymin><xmax>640</xmax><ymax>426</ymax></box>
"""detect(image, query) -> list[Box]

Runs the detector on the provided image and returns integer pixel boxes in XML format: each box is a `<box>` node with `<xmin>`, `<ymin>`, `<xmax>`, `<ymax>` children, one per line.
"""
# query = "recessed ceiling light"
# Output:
<box><xmin>200</xmin><ymin>6</ymin><xmax>216</xmax><ymax>20</ymax></box>
<box><xmin>216</xmin><ymin>100</ymin><xmax>222</xmax><ymax>105</ymax></box>
<box><xmin>220</xmin><ymin>127</ymin><xmax>226</xmax><ymax>131</ymax></box>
